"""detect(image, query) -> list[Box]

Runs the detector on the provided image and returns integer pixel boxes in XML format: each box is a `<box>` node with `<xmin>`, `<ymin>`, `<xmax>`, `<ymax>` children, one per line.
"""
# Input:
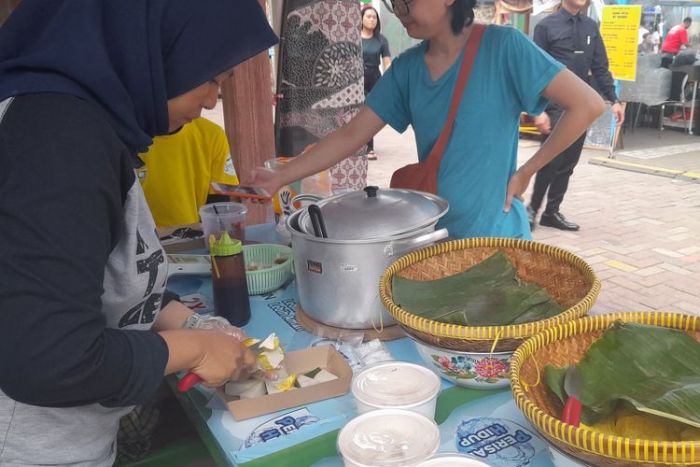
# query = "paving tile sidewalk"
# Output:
<box><xmin>590</xmin><ymin>150</ymin><xmax>700</xmax><ymax>182</ymax></box>
<box><xmin>589</xmin><ymin>128</ymin><xmax>700</xmax><ymax>182</ymax></box>
<box><xmin>369</xmin><ymin>126</ymin><xmax>700</xmax><ymax>316</ymax></box>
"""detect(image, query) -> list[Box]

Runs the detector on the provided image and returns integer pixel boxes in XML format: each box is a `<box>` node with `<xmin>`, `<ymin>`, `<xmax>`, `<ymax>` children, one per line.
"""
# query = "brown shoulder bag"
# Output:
<box><xmin>389</xmin><ymin>24</ymin><xmax>486</xmax><ymax>193</ymax></box>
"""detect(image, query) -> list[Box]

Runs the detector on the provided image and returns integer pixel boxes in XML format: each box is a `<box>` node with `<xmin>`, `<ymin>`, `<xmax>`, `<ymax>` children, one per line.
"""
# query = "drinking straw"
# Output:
<box><xmin>212</xmin><ymin>204</ymin><xmax>225</xmax><ymax>233</ymax></box>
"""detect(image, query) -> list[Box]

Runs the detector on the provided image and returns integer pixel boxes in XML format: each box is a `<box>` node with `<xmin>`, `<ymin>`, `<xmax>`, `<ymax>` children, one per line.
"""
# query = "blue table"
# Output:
<box><xmin>167</xmin><ymin>225</ymin><xmax>557</xmax><ymax>467</ymax></box>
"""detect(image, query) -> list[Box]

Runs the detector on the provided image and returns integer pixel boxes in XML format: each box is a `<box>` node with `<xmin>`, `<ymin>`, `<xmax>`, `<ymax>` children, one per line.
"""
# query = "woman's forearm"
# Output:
<box><xmin>152</xmin><ymin>300</ymin><xmax>193</xmax><ymax>332</ymax></box>
<box><xmin>520</xmin><ymin>107</ymin><xmax>598</xmax><ymax>177</ymax></box>
<box><xmin>159</xmin><ymin>329</ymin><xmax>203</xmax><ymax>375</ymax></box>
<box><xmin>275</xmin><ymin>106</ymin><xmax>385</xmax><ymax>187</ymax></box>
<box><xmin>520</xmin><ymin>71</ymin><xmax>605</xmax><ymax>178</ymax></box>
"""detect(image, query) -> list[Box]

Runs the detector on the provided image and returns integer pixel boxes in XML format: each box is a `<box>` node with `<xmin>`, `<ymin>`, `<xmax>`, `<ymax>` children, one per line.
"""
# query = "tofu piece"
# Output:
<box><xmin>296</xmin><ymin>374</ymin><xmax>319</xmax><ymax>387</ymax></box>
<box><xmin>265</xmin><ymin>366</ymin><xmax>292</xmax><ymax>394</ymax></box>
<box><xmin>313</xmin><ymin>369</ymin><xmax>337</xmax><ymax>383</ymax></box>
<box><xmin>224</xmin><ymin>378</ymin><xmax>266</xmax><ymax>398</ymax></box>
<box><xmin>259</xmin><ymin>333</ymin><xmax>280</xmax><ymax>351</ymax></box>
<box><xmin>258</xmin><ymin>347</ymin><xmax>285</xmax><ymax>370</ymax></box>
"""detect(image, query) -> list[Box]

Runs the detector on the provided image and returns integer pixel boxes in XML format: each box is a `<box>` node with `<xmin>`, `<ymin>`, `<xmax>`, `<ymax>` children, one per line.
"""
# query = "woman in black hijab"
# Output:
<box><xmin>0</xmin><ymin>1</ymin><xmax>276</xmax><ymax>465</ymax></box>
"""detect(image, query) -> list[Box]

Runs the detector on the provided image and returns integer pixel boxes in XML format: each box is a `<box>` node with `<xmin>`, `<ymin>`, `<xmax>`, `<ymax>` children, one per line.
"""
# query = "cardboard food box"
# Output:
<box><xmin>217</xmin><ymin>345</ymin><xmax>352</xmax><ymax>421</ymax></box>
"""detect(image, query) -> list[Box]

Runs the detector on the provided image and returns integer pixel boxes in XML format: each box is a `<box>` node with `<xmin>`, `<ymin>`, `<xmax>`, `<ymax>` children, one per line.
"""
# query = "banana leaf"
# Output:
<box><xmin>545</xmin><ymin>322</ymin><xmax>700</xmax><ymax>428</ymax></box>
<box><xmin>391</xmin><ymin>251</ymin><xmax>563</xmax><ymax>326</ymax></box>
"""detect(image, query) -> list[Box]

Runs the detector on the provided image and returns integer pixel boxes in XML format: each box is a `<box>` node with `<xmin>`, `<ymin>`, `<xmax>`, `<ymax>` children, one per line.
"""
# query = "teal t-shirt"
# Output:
<box><xmin>366</xmin><ymin>25</ymin><xmax>563</xmax><ymax>240</ymax></box>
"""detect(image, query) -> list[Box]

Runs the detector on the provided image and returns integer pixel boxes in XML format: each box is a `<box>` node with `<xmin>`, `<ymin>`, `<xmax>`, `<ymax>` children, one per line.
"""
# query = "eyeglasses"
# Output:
<box><xmin>382</xmin><ymin>0</ymin><xmax>413</xmax><ymax>17</ymax></box>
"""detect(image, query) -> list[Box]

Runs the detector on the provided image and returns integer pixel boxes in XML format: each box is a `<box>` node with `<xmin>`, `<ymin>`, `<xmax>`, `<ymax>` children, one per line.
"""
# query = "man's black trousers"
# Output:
<box><xmin>530</xmin><ymin>110</ymin><xmax>587</xmax><ymax>215</ymax></box>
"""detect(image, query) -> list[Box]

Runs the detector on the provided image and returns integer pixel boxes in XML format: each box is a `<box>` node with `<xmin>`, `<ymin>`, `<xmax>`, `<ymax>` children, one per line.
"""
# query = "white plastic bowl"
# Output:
<box><xmin>410</xmin><ymin>336</ymin><xmax>512</xmax><ymax>390</ymax></box>
<box><xmin>337</xmin><ymin>409</ymin><xmax>440</xmax><ymax>467</ymax></box>
<box><xmin>352</xmin><ymin>361</ymin><xmax>441</xmax><ymax>419</ymax></box>
<box><xmin>415</xmin><ymin>453</ymin><xmax>491</xmax><ymax>466</ymax></box>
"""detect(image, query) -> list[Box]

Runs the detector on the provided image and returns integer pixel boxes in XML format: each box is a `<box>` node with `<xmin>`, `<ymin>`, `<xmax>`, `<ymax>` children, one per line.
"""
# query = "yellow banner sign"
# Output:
<box><xmin>600</xmin><ymin>5</ymin><xmax>642</xmax><ymax>81</ymax></box>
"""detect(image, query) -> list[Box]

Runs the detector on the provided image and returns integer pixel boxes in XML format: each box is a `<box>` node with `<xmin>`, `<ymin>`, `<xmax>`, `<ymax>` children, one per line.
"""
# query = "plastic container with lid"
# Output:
<box><xmin>199</xmin><ymin>201</ymin><xmax>247</xmax><ymax>242</ymax></box>
<box><xmin>351</xmin><ymin>361</ymin><xmax>441</xmax><ymax>419</ymax></box>
<box><xmin>337</xmin><ymin>409</ymin><xmax>440</xmax><ymax>467</ymax></box>
<box><xmin>415</xmin><ymin>453</ymin><xmax>491</xmax><ymax>466</ymax></box>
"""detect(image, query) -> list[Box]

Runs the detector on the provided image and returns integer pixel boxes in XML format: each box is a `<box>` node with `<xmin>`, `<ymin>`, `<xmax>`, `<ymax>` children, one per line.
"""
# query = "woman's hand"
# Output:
<box><xmin>504</xmin><ymin>169</ymin><xmax>531</xmax><ymax>212</ymax></box>
<box><xmin>193</xmin><ymin>315</ymin><xmax>247</xmax><ymax>341</ymax></box>
<box><xmin>160</xmin><ymin>329</ymin><xmax>256</xmax><ymax>387</ymax></box>
<box><xmin>189</xmin><ymin>330</ymin><xmax>256</xmax><ymax>387</ymax></box>
<box><xmin>533</xmin><ymin>113</ymin><xmax>551</xmax><ymax>135</ymax></box>
<box><xmin>611</xmin><ymin>102</ymin><xmax>625</xmax><ymax>127</ymax></box>
<box><xmin>242</xmin><ymin>167</ymin><xmax>282</xmax><ymax>199</ymax></box>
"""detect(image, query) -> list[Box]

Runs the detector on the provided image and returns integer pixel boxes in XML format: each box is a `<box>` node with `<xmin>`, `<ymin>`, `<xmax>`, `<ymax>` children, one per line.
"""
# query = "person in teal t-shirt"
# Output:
<box><xmin>246</xmin><ymin>0</ymin><xmax>605</xmax><ymax>240</ymax></box>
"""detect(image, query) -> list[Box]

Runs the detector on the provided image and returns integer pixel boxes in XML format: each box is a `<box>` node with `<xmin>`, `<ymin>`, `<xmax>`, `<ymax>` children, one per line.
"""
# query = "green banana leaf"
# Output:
<box><xmin>545</xmin><ymin>322</ymin><xmax>700</xmax><ymax>428</ymax></box>
<box><xmin>391</xmin><ymin>251</ymin><xmax>564</xmax><ymax>326</ymax></box>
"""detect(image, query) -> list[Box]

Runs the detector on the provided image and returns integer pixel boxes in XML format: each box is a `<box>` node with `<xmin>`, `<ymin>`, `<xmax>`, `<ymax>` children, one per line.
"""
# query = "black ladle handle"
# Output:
<box><xmin>308</xmin><ymin>204</ymin><xmax>328</xmax><ymax>238</ymax></box>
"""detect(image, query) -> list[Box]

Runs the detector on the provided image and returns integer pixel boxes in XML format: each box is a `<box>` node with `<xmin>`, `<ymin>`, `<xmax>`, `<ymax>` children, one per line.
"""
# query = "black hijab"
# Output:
<box><xmin>0</xmin><ymin>0</ymin><xmax>277</xmax><ymax>153</ymax></box>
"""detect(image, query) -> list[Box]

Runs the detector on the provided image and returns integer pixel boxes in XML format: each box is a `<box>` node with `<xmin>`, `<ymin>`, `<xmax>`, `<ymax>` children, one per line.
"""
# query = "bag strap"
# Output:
<box><xmin>425</xmin><ymin>24</ymin><xmax>486</xmax><ymax>167</ymax></box>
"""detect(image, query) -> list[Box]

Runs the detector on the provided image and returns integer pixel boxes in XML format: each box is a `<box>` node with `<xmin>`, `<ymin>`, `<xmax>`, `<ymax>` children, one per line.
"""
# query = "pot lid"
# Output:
<box><xmin>299</xmin><ymin>187</ymin><xmax>448</xmax><ymax>240</ymax></box>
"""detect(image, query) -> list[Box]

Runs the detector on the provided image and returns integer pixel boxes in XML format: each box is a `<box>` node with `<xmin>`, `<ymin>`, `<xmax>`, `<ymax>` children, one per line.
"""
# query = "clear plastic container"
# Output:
<box><xmin>199</xmin><ymin>202</ymin><xmax>247</xmax><ymax>242</ymax></box>
<box><xmin>337</xmin><ymin>409</ymin><xmax>440</xmax><ymax>467</ymax></box>
<box><xmin>352</xmin><ymin>362</ymin><xmax>440</xmax><ymax>419</ymax></box>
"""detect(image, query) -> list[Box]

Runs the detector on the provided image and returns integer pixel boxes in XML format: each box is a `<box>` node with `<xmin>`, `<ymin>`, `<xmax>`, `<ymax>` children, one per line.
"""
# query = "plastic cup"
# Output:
<box><xmin>199</xmin><ymin>202</ymin><xmax>247</xmax><ymax>242</ymax></box>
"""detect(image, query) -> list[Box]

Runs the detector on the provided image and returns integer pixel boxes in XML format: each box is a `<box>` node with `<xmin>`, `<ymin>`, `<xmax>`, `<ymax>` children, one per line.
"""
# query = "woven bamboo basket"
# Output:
<box><xmin>379</xmin><ymin>238</ymin><xmax>600</xmax><ymax>352</ymax></box>
<box><xmin>511</xmin><ymin>311</ymin><xmax>700</xmax><ymax>466</ymax></box>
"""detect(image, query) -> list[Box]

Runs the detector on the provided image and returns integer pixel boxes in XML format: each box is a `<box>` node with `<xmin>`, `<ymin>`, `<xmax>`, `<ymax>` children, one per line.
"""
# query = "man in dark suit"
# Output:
<box><xmin>528</xmin><ymin>0</ymin><xmax>624</xmax><ymax>231</ymax></box>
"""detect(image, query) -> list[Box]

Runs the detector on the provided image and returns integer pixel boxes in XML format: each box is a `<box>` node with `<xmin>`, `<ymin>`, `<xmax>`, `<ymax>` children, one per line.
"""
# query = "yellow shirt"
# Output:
<box><xmin>138</xmin><ymin>117</ymin><xmax>239</xmax><ymax>228</ymax></box>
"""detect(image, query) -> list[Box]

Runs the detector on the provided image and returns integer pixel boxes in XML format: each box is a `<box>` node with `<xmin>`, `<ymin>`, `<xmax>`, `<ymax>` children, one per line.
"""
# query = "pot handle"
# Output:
<box><xmin>383</xmin><ymin>228</ymin><xmax>449</xmax><ymax>257</ymax></box>
<box><xmin>291</xmin><ymin>194</ymin><xmax>324</xmax><ymax>205</ymax></box>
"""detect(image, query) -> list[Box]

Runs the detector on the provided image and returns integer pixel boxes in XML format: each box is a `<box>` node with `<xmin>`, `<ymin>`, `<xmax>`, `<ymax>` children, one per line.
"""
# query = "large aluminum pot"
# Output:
<box><xmin>287</xmin><ymin>187</ymin><xmax>449</xmax><ymax>329</ymax></box>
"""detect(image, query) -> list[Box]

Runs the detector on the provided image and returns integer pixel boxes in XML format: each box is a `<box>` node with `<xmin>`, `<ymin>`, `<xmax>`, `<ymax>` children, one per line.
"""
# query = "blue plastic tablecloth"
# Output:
<box><xmin>167</xmin><ymin>224</ymin><xmax>557</xmax><ymax>467</ymax></box>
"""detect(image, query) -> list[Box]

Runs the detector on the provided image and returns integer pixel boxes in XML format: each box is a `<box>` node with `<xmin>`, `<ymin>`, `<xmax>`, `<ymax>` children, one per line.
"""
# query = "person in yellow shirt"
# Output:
<box><xmin>138</xmin><ymin>116</ymin><xmax>239</xmax><ymax>227</ymax></box>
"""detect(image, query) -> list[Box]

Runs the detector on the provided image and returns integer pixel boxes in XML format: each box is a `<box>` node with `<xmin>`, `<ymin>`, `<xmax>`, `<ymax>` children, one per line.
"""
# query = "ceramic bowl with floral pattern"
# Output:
<box><xmin>409</xmin><ymin>336</ymin><xmax>513</xmax><ymax>389</ymax></box>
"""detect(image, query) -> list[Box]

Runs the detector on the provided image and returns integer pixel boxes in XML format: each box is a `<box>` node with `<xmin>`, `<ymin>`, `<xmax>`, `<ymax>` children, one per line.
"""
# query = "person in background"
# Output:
<box><xmin>661</xmin><ymin>17</ymin><xmax>692</xmax><ymax>68</ymax></box>
<box><xmin>528</xmin><ymin>0</ymin><xmax>624</xmax><ymax>231</ymax></box>
<box><xmin>246</xmin><ymin>0</ymin><xmax>604</xmax><ymax>241</ymax></box>
<box><xmin>0</xmin><ymin>0</ymin><xmax>276</xmax><ymax>465</ymax></box>
<box><xmin>361</xmin><ymin>4</ymin><xmax>392</xmax><ymax>161</ymax></box>
<box><xmin>139</xmin><ymin>116</ymin><xmax>238</xmax><ymax>228</ymax></box>
<box><xmin>650</xmin><ymin>24</ymin><xmax>661</xmax><ymax>53</ymax></box>
<box><xmin>638</xmin><ymin>22</ymin><xmax>650</xmax><ymax>48</ymax></box>
<box><xmin>639</xmin><ymin>32</ymin><xmax>655</xmax><ymax>54</ymax></box>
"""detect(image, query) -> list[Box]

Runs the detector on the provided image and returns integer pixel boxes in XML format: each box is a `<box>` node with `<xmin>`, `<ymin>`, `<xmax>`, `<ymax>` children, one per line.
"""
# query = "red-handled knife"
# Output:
<box><xmin>562</xmin><ymin>366</ymin><xmax>583</xmax><ymax>427</ymax></box>
<box><xmin>177</xmin><ymin>373</ymin><xmax>203</xmax><ymax>392</ymax></box>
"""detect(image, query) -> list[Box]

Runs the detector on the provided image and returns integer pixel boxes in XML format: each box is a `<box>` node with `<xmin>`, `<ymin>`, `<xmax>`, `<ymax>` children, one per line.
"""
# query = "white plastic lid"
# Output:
<box><xmin>415</xmin><ymin>453</ymin><xmax>491</xmax><ymax>466</ymax></box>
<box><xmin>352</xmin><ymin>362</ymin><xmax>441</xmax><ymax>409</ymax></box>
<box><xmin>338</xmin><ymin>409</ymin><xmax>440</xmax><ymax>467</ymax></box>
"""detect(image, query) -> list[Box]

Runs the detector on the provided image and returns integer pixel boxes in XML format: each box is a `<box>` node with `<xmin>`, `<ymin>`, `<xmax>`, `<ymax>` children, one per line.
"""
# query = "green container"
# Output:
<box><xmin>242</xmin><ymin>244</ymin><xmax>294</xmax><ymax>295</ymax></box>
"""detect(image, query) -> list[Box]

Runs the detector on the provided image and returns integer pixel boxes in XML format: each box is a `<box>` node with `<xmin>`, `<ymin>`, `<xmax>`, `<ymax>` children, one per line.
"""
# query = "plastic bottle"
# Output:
<box><xmin>209</xmin><ymin>232</ymin><xmax>251</xmax><ymax>327</ymax></box>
